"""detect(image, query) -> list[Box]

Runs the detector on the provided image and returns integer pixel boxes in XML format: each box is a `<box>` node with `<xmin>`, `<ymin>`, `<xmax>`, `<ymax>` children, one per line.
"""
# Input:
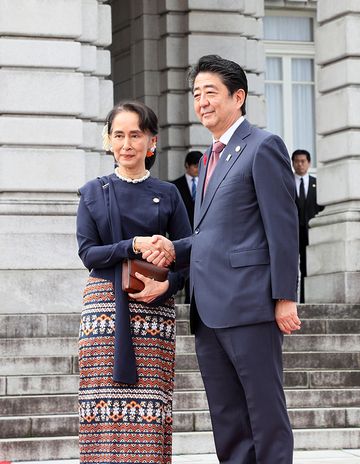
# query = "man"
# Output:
<box><xmin>136</xmin><ymin>55</ymin><xmax>300</xmax><ymax>463</ymax></box>
<box><xmin>171</xmin><ymin>150</ymin><xmax>202</xmax><ymax>230</ymax></box>
<box><xmin>171</xmin><ymin>151</ymin><xmax>202</xmax><ymax>302</ymax></box>
<box><xmin>292</xmin><ymin>149</ymin><xmax>324</xmax><ymax>303</ymax></box>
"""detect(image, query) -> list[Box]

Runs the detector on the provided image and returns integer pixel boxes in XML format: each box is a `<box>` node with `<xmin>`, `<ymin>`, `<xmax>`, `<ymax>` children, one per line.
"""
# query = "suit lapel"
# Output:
<box><xmin>180</xmin><ymin>175</ymin><xmax>193</xmax><ymax>205</ymax></box>
<box><xmin>195</xmin><ymin>120</ymin><xmax>251</xmax><ymax>228</ymax></box>
<box><xmin>194</xmin><ymin>148</ymin><xmax>210</xmax><ymax>226</ymax></box>
<box><xmin>306</xmin><ymin>176</ymin><xmax>316</xmax><ymax>206</ymax></box>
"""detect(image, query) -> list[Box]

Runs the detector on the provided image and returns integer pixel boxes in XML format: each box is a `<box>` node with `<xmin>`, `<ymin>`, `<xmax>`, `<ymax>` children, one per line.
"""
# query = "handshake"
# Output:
<box><xmin>133</xmin><ymin>235</ymin><xmax>175</xmax><ymax>267</ymax></box>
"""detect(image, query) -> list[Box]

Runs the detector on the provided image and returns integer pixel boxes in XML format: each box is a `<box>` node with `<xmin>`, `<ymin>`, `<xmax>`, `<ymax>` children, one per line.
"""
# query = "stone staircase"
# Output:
<box><xmin>0</xmin><ymin>304</ymin><xmax>360</xmax><ymax>460</ymax></box>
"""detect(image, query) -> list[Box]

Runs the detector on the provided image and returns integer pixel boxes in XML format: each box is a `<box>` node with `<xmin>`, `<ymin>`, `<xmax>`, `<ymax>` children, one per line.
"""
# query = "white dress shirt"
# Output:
<box><xmin>294</xmin><ymin>173</ymin><xmax>310</xmax><ymax>197</ymax></box>
<box><xmin>213</xmin><ymin>116</ymin><xmax>245</xmax><ymax>157</ymax></box>
<box><xmin>185</xmin><ymin>173</ymin><xmax>198</xmax><ymax>194</ymax></box>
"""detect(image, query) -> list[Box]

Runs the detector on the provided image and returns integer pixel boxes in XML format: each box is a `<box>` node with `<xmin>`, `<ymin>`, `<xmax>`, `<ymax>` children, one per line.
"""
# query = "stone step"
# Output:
<box><xmin>175</xmin><ymin>370</ymin><xmax>360</xmax><ymax>391</ymax></box>
<box><xmin>176</xmin><ymin>318</ymin><xmax>360</xmax><ymax>336</ymax></box>
<box><xmin>0</xmin><ymin>314</ymin><xmax>81</xmax><ymax>338</ymax></box>
<box><xmin>176</xmin><ymin>320</ymin><xmax>190</xmax><ymax>335</ymax></box>
<box><xmin>283</xmin><ymin>352</ymin><xmax>360</xmax><ymax>370</ymax></box>
<box><xmin>176</xmin><ymin>351</ymin><xmax>360</xmax><ymax>371</ymax></box>
<box><xmin>289</xmin><ymin>407</ymin><xmax>360</xmax><ymax>429</ymax></box>
<box><xmin>1</xmin><ymin>350</ymin><xmax>358</xmax><ymax>377</ymax></box>
<box><xmin>1</xmin><ymin>369</ymin><xmax>358</xmax><ymax>400</ymax></box>
<box><xmin>0</xmin><ymin>394</ymin><xmax>78</xmax><ymax>416</ymax></box>
<box><xmin>2</xmin><ymin>389</ymin><xmax>359</xmax><ymax>417</ymax></box>
<box><xmin>3</xmin><ymin>374</ymin><xmax>80</xmax><ymax>396</ymax></box>
<box><xmin>285</xmin><ymin>334</ymin><xmax>360</xmax><ymax>352</ymax></box>
<box><xmin>173</xmin><ymin>389</ymin><xmax>360</xmax><ymax>411</ymax></box>
<box><xmin>1</xmin><ymin>356</ymin><xmax>76</xmax><ymax>376</ymax></box>
<box><xmin>0</xmin><ymin>304</ymin><xmax>360</xmax><ymax>338</ymax></box>
<box><xmin>0</xmin><ymin>414</ymin><xmax>79</xmax><ymax>439</ymax></box>
<box><xmin>175</xmin><ymin>334</ymin><xmax>360</xmax><ymax>353</ymax></box>
<box><xmin>3</xmin><ymin>334</ymin><xmax>358</xmax><ymax>359</ymax></box>
<box><xmin>2</xmin><ymin>428</ymin><xmax>360</xmax><ymax>460</ymax></box>
<box><xmin>1</xmin><ymin>369</ymin><xmax>359</xmax><ymax>398</ymax></box>
<box><xmin>176</xmin><ymin>304</ymin><xmax>360</xmax><ymax>321</ymax></box>
<box><xmin>293</xmin><ymin>428</ymin><xmax>360</xmax><ymax>450</ymax></box>
<box><xmin>173</xmin><ymin>407</ymin><xmax>360</xmax><ymax>432</ymax></box>
<box><xmin>2</xmin><ymin>351</ymin><xmax>358</xmax><ymax>377</ymax></box>
<box><xmin>174</xmin><ymin>428</ymin><xmax>360</xmax><ymax>454</ymax></box>
<box><xmin>0</xmin><ymin>337</ymin><xmax>78</xmax><ymax>357</ymax></box>
<box><xmin>0</xmin><ymin>436</ymin><xmax>79</xmax><ymax>461</ymax></box>
<box><xmin>1</xmin><ymin>333</ymin><xmax>359</xmax><ymax>358</ymax></box>
<box><xmin>1</xmin><ymin>306</ymin><xmax>358</xmax><ymax>339</ymax></box>
<box><xmin>3</xmin><ymin>407</ymin><xmax>359</xmax><ymax>439</ymax></box>
<box><xmin>306</xmin><ymin>370</ymin><xmax>360</xmax><ymax>389</ymax></box>
<box><xmin>297</xmin><ymin>304</ymin><xmax>360</xmax><ymax>320</ymax></box>
<box><xmin>325</xmin><ymin>319</ymin><xmax>360</xmax><ymax>334</ymax></box>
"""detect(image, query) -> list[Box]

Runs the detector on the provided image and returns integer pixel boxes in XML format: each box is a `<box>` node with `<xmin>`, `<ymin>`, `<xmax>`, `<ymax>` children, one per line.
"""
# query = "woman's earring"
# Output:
<box><xmin>146</xmin><ymin>146</ymin><xmax>156</xmax><ymax>158</ymax></box>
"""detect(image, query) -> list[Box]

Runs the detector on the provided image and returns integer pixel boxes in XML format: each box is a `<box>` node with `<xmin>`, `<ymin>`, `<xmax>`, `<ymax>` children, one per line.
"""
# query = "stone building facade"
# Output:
<box><xmin>0</xmin><ymin>0</ymin><xmax>359</xmax><ymax>311</ymax></box>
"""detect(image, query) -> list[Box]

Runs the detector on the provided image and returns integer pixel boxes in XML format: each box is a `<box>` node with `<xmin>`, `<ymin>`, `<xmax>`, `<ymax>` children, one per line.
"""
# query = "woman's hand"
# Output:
<box><xmin>128</xmin><ymin>272</ymin><xmax>169</xmax><ymax>303</ymax></box>
<box><xmin>134</xmin><ymin>235</ymin><xmax>175</xmax><ymax>267</ymax></box>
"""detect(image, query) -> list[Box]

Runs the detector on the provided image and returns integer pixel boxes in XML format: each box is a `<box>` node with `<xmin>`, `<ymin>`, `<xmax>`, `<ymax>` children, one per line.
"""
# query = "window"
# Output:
<box><xmin>264</xmin><ymin>14</ymin><xmax>316</xmax><ymax>164</ymax></box>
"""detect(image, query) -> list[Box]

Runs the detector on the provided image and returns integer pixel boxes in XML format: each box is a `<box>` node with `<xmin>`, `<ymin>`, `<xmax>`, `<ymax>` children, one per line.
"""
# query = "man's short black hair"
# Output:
<box><xmin>185</xmin><ymin>150</ymin><xmax>202</xmax><ymax>166</ymax></box>
<box><xmin>188</xmin><ymin>54</ymin><xmax>248</xmax><ymax>114</ymax></box>
<box><xmin>292</xmin><ymin>149</ymin><xmax>311</xmax><ymax>163</ymax></box>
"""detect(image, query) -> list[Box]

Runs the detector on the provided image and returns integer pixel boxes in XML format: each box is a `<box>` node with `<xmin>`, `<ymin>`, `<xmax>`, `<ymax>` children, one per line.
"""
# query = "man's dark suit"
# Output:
<box><xmin>295</xmin><ymin>175</ymin><xmax>324</xmax><ymax>302</ymax></box>
<box><xmin>172</xmin><ymin>175</ymin><xmax>196</xmax><ymax>303</ymax></box>
<box><xmin>171</xmin><ymin>175</ymin><xmax>195</xmax><ymax>229</ymax></box>
<box><xmin>174</xmin><ymin>119</ymin><xmax>299</xmax><ymax>463</ymax></box>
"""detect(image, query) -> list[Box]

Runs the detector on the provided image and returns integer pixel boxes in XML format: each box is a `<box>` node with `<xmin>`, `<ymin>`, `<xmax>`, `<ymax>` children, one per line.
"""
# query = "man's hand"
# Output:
<box><xmin>275</xmin><ymin>300</ymin><xmax>301</xmax><ymax>335</ymax></box>
<box><xmin>141</xmin><ymin>235</ymin><xmax>175</xmax><ymax>267</ymax></box>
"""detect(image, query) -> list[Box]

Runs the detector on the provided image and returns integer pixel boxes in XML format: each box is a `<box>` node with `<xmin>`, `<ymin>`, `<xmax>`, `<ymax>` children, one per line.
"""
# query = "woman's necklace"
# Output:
<box><xmin>114</xmin><ymin>168</ymin><xmax>150</xmax><ymax>184</ymax></box>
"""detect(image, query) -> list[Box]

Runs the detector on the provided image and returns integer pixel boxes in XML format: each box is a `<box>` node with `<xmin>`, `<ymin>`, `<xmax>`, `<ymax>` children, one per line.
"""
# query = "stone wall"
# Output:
<box><xmin>306</xmin><ymin>0</ymin><xmax>360</xmax><ymax>303</ymax></box>
<box><xmin>110</xmin><ymin>0</ymin><xmax>266</xmax><ymax>180</ymax></box>
<box><xmin>0</xmin><ymin>0</ymin><xmax>113</xmax><ymax>314</ymax></box>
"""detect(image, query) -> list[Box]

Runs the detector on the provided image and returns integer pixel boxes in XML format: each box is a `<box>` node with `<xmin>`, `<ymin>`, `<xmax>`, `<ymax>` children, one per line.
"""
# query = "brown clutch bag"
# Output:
<box><xmin>122</xmin><ymin>259</ymin><xmax>169</xmax><ymax>293</ymax></box>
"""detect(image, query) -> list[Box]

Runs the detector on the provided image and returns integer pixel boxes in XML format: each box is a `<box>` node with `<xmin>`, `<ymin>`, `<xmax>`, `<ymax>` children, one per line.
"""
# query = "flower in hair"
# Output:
<box><xmin>102</xmin><ymin>123</ymin><xmax>112</xmax><ymax>151</ymax></box>
<box><xmin>146</xmin><ymin>146</ymin><xmax>156</xmax><ymax>158</ymax></box>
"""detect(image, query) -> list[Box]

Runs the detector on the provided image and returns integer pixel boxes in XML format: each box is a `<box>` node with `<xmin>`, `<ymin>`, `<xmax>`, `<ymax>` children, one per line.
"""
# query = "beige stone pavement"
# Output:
<box><xmin>172</xmin><ymin>450</ymin><xmax>360</xmax><ymax>463</ymax></box>
<box><xmin>15</xmin><ymin>450</ymin><xmax>360</xmax><ymax>464</ymax></box>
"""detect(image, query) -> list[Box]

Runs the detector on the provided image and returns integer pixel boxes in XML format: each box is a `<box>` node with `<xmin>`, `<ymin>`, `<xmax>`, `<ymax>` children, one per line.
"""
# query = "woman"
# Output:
<box><xmin>76</xmin><ymin>101</ymin><xmax>191</xmax><ymax>463</ymax></box>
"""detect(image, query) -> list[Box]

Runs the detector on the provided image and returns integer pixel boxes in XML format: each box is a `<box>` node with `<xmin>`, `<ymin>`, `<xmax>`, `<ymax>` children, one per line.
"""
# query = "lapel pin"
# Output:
<box><xmin>226</xmin><ymin>154</ymin><xmax>232</xmax><ymax>162</ymax></box>
<box><xmin>235</xmin><ymin>145</ymin><xmax>241</xmax><ymax>152</ymax></box>
<box><xmin>153</xmin><ymin>197</ymin><xmax>160</xmax><ymax>203</ymax></box>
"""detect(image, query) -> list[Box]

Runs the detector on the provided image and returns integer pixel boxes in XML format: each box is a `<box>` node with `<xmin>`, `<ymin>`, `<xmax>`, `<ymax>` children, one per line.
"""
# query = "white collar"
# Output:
<box><xmin>185</xmin><ymin>173</ymin><xmax>197</xmax><ymax>183</ymax></box>
<box><xmin>295</xmin><ymin>173</ymin><xmax>309</xmax><ymax>181</ymax></box>
<box><xmin>213</xmin><ymin>116</ymin><xmax>245</xmax><ymax>146</ymax></box>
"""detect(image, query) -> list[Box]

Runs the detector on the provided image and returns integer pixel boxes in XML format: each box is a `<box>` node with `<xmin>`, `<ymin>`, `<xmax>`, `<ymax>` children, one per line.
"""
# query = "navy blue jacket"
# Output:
<box><xmin>77</xmin><ymin>174</ymin><xmax>191</xmax><ymax>383</ymax></box>
<box><xmin>174</xmin><ymin>120</ymin><xmax>299</xmax><ymax>330</ymax></box>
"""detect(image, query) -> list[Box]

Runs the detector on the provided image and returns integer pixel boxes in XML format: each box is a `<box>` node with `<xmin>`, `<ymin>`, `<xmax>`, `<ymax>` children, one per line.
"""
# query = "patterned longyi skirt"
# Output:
<box><xmin>78</xmin><ymin>277</ymin><xmax>176</xmax><ymax>464</ymax></box>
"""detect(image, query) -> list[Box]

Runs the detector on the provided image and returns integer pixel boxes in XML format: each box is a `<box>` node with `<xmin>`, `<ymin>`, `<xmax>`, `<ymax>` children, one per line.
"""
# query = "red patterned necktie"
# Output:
<box><xmin>203</xmin><ymin>140</ymin><xmax>226</xmax><ymax>194</ymax></box>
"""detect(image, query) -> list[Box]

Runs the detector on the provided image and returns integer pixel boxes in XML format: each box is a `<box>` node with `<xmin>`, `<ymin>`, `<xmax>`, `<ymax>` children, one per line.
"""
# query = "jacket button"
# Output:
<box><xmin>195</xmin><ymin>228</ymin><xmax>199</xmax><ymax>234</ymax></box>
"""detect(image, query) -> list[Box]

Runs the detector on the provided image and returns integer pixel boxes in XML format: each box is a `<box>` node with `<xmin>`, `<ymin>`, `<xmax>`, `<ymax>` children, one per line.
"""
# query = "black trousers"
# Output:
<box><xmin>194</xmin><ymin>315</ymin><xmax>293</xmax><ymax>464</ymax></box>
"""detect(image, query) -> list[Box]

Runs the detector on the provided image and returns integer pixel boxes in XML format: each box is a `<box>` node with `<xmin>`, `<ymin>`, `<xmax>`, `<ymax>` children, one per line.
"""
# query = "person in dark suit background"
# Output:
<box><xmin>292</xmin><ymin>149</ymin><xmax>324</xmax><ymax>303</ymax></box>
<box><xmin>172</xmin><ymin>151</ymin><xmax>202</xmax><ymax>303</ymax></box>
<box><xmin>138</xmin><ymin>55</ymin><xmax>300</xmax><ymax>463</ymax></box>
<box><xmin>171</xmin><ymin>151</ymin><xmax>202</xmax><ymax>230</ymax></box>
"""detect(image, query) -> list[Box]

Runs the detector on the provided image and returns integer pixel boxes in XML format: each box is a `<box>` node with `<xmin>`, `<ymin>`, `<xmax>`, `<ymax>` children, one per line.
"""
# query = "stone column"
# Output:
<box><xmin>110</xmin><ymin>0</ymin><xmax>265</xmax><ymax>180</ymax></box>
<box><xmin>157</xmin><ymin>0</ymin><xmax>265</xmax><ymax>180</ymax></box>
<box><xmin>0</xmin><ymin>0</ymin><xmax>113</xmax><ymax>314</ymax></box>
<box><xmin>111</xmin><ymin>0</ymin><xmax>161</xmax><ymax>177</ymax></box>
<box><xmin>306</xmin><ymin>0</ymin><xmax>360</xmax><ymax>303</ymax></box>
